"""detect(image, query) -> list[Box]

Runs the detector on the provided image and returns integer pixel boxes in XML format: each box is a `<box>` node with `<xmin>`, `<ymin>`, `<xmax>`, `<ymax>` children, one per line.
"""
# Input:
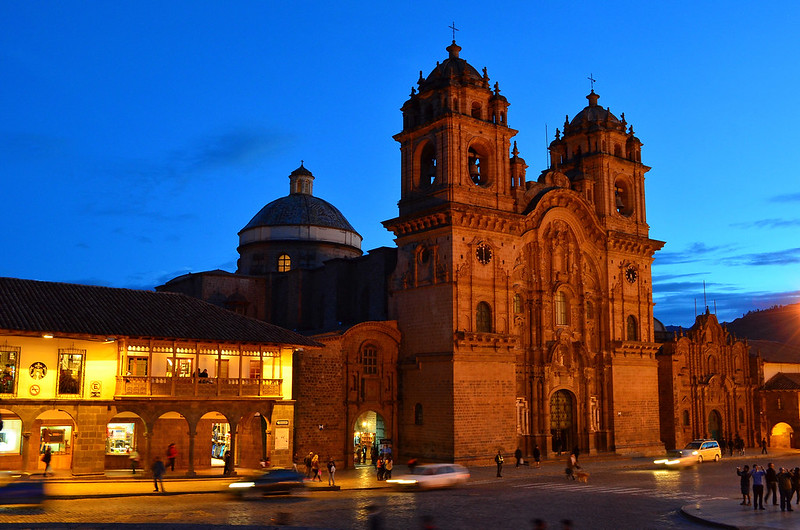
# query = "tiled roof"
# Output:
<box><xmin>763</xmin><ymin>372</ymin><xmax>800</xmax><ymax>391</ymax></box>
<box><xmin>0</xmin><ymin>277</ymin><xmax>320</xmax><ymax>347</ymax></box>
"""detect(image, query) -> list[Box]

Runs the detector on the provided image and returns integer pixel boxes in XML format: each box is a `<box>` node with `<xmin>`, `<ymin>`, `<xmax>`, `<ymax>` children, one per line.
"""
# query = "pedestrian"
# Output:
<box><xmin>311</xmin><ymin>453</ymin><xmax>321</xmax><ymax>481</ymax></box>
<box><xmin>495</xmin><ymin>449</ymin><xmax>504</xmax><ymax>477</ymax></box>
<box><xmin>765</xmin><ymin>462</ymin><xmax>778</xmax><ymax>506</ymax></box>
<box><xmin>223</xmin><ymin>450</ymin><xmax>233</xmax><ymax>476</ymax></box>
<box><xmin>533</xmin><ymin>445</ymin><xmax>541</xmax><ymax>468</ymax></box>
<box><xmin>166</xmin><ymin>443</ymin><xmax>178</xmax><ymax>472</ymax></box>
<box><xmin>327</xmin><ymin>457</ymin><xmax>336</xmax><ymax>486</ymax></box>
<box><xmin>719</xmin><ymin>437</ymin><xmax>726</xmax><ymax>456</ymax></box>
<box><xmin>407</xmin><ymin>457</ymin><xmax>418</xmax><ymax>473</ymax></box>
<box><xmin>778</xmin><ymin>467</ymin><xmax>794</xmax><ymax>512</ymax></box>
<box><xmin>736</xmin><ymin>465</ymin><xmax>751</xmax><ymax>506</ymax></box>
<box><xmin>376</xmin><ymin>455</ymin><xmax>385</xmax><ymax>481</ymax></box>
<box><xmin>515</xmin><ymin>447</ymin><xmax>523</xmax><ymax>468</ymax></box>
<box><xmin>565</xmin><ymin>452</ymin><xmax>579</xmax><ymax>480</ymax></box>
<box><xmin>760</xmin><ymin>437</ymin><xmax>768</xmax><ymax>454</ymax></box>
<box><xmin>385</xmin><ymin>456</ymin><xmax>393</xmax><ymax>480</ymax></box>
<box><xmin>41</xmin><ymin>446</ymin><xmax>53</xmax><ymax>477</ymax></box>
<box><xmin>129</xmin><ymin>448</ymin><xmax>140</xmax><ymax>475</ymax></box>
<box><xmin>791</xmin><ymin>467</ymin><xmax>800</xmax><ymax>504</ymax></box>
<box><xmin>292</xmin><ymin>452</ymin><xmax>299</xmax><ymax>473</ymax></box>
<box><xmin>151</xmin><ymin>455</ymin><xmax>166</xmax><ymax>492</ymax></box>
<box><xmin>304</xmin><ymin>451</ymin><xmax>313</xmax><ymax>477</ymax></box>
<box><xmin>751</xmin><ymin>464</ymin><xmax>766</xmax><ymax>510</ymax></box>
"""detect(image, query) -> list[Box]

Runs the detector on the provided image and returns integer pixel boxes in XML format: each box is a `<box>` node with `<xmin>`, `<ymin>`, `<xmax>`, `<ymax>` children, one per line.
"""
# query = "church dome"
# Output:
<box><xmin>237</xmin><ymin>164</ymin><xmax>362</xmax><ymax>274</ymax></box>
<box><xmin>418</xmin><ymin>41</ymin><xmax>485</xmax><ymax>92</ymax></box>
<box><xmin>565</xmin><ymin>91</ymin><xmax>625</xmax><ymax>134</ymax></box>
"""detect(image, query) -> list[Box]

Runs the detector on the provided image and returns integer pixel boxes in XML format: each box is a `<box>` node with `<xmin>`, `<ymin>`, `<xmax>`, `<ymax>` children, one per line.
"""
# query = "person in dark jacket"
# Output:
<box><xmin>765</xmin><ymin>463</ymin><xmax>778</xmax><ymax>505</ymax></box>
<box><xmin>151</xmin><ymin>456</ymin><xmax>166</xmax><ymax>492</ymax></box>
<box><xmin>736</xmin><ymin>465</ymin><xmax>751</xmax><ymax>506</ymax></box>
<box><xmin>495</xmin><ymin>450</ymin><xmax>504</xmax><ymax>477</ymax></box>
<box><xmin>514</xmin><ymin>448</ymin><xmax>523</xmax><ymax>468</ymax></box>
<box><xmin>778</xmin><ymin>467</ymin><xmax>794</xmax><ymax>512</ymax></box>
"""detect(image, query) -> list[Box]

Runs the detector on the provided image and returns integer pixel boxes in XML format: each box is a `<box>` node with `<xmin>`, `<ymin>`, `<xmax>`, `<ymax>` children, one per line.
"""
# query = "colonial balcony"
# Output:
<box><xmin>115</xmin><ymin>376</ymin><xmax>282</xmax><ymax>398</ymax></box>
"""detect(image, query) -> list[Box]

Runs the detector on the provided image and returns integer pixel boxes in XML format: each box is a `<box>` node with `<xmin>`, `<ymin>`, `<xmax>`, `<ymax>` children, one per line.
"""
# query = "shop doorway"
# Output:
<box><xmin>708</xmin><ymin>409</ymin><xmax>722</xmax><ymax>441</ymax></box>
<box><xmin>34</xmin><ymin>409</ymin><xmax>76</xmax><ymax>474</ymax></box>
<box><xmin>353</xmin><ymin>411</ymin><xmax>386</xmax><ymax>467</ymax></box>
<box><xmin>550</xmin><ymin>390</ymin><xmax>576</xmax><ymax>455</ymax></box>
<box><xmin>200</xmin><ymin>412</ymin><xmax>231</xmax><ymax>468</ymax></box>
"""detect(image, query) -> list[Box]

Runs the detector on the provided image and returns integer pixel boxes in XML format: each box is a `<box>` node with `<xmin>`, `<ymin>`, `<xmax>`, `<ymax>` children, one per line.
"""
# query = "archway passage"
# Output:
<box><xmin>550</xmin><ymin>390</ymin><xmax>575</xmax><ymax>455</ymax></box>
<box><xmin>199</xmin><ymin>412</ymin><xmax>231</xmax><ymax>469</ymax></box>
<box><xmin>353</xmin><ymin>411</ymin><xmax>386</xmax><ymax>467</ymax></box>
<box><xmin>35</xmin><ymin>409</ymin><xmax>76</xmax><ymax>474</ymax></box>
<box><xmin>708</xmin><ymin>409</ymin><xmax>722</xmax><ymax>441</ymax></box>
<box><xmin>771</xmin><ymin>422</ymin><xmax>794</xmax><ymax>448</ymax></box>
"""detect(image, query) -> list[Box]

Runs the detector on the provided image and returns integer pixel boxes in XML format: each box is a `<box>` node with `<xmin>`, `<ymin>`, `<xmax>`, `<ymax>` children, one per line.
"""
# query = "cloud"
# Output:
<box><xmin>722</xmin><ymin>248</ymin><xmax>800</xmax><ymax>267</ymax></box>
<box><xmin>654</xmin><ymin>242</ymin><xmax>737</xmax><ymax>266</ymax></box>
<box><xmin>770</xmin><ymin>192</ymin><xmax>800</xmax><ymax>202</ymax></box>
<box><xmin>730</xmin><ymin>218</ymin><xmax>800</xmax><ymax>229</ymax></box>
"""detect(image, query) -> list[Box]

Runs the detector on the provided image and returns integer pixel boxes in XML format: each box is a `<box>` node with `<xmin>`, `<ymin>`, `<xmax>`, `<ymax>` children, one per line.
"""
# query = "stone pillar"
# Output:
<box><xmin>229</xmin><ymin>420</ymin><xmax>238</xmax><ymax>477</ymax></box>
<box><xmin>143</xmin><ymin>430</ymin><xmax>152</xmax><ymax>477</ymax></box>
<box><xmin>21</xmin><ymin>431</ymin><xmax>31</xmax><ymax>472</ymax></box>
<box><xmin>186</xmin><ymin>427</ymin><xmax>196</xmax><ymax>477</ymax></box>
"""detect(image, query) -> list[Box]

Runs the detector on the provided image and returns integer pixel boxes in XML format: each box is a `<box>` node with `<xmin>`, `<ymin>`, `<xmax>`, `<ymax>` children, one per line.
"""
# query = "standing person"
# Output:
<box><xmin>532</xmin><ymin>445</ymin><xmax>541</xmax><ymax>468</ymax></box>
<box><xmin>41</xmin><ymin>446</ymin><xmax>53</xmax><ymax>477</ymax></box>
<box><xmin>565</xmin><ymin>452</ymin><xmax>579</xmax><ymax>480</ymax></box>
<box><xmin>791</xmin><ymin>467</ymin><xmax>800</xmax><ymax>505</ymax></box>
<box><xmin>719</xmin><ymin>438</ymin><xmax>727</xmax><ymax>457</ymax></box>
<box><xmin>304</xmin><ymin>452</ymin><xmax>313</xmax><ymax>477</ymax></box>
<box><xmin>292</xmin><ymin>452</ymin><xmax>299</xmax><ymax>473</ymax></box>
<box><xmin>778</xmin><ymin>467</ymin><xmax>794</xmax><ymax>512</ymax></box>
<box><xmin>751</xmin><ymin>464</ymin><xmax>766</xmax><ymax>510</ymax></box>
<box><xmin>737</xmin><ymin>465</ymin><xmax>752</xmax><ymax>506</ymax></box>
<box><xmin>515</xmin><ymin>447</ymin><xmax>523</xmax><ymax>468</ymax></box>
<box><xmin>760</xmin><ymin>438</ymin><xmax>768</xmax><ymax>454</ymax></box>
<box><xmin>765</xmin><ymin>463</ymin><xmax>778</xmax><ymax>506</ymax></box>
<box><xmin>166</xmin><ymin>443</ymin><xmax>178</xmax><ymax>472</ymax></box>
<box><xmin>129</xmin><ymin>448</ymin><xmax>140</xmax><ymax>475</ymax></box>
<box><xmin>151</xmin><ymin>456</ymin><xmax>166</xmax><ymax>493</ymax></box>
<box><xmin>384</xmin><ymin>456</ymin><xmax>393</xmax><ymax>480</ymax></box>
<box><xmin>311</xmin><ymin>453</ymin><xmax>321</xmax><ymax>481</ymax></box>
<box><xmin>223</xmin><ymin>450</ymin><xmax>233</xmax><ymax>476</ymax></box>
<box><xmin>407</xmin><ymin>458</ymin><xmax>418</xmax><ymax>473</ymax></box>
<box><xmin>376</xmin><ymin>455</ymin><xmax>385</xmax><ymax>481</ymax></box>
<box><xmin>495</xmin><ymin>450</ymin><xmax>504</xmax><ymax>478</ymax></box>
<box><xmin>327</xmin><ymin>457</ymin><xmax>336</xmax><ymax>486</ymax></box>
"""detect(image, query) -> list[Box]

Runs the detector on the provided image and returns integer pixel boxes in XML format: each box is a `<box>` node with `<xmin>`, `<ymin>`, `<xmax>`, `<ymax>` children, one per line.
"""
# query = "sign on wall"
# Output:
<box><xmin>274</xmin><ymin>427</ymin><xmax>289</xmax><ymax>450</ymax></box>
<box><xmin>29</xmin><ymin>362</ymin><xmax>47</xmax><ymax>379</ymax></box>
<box><xmin>90</xmin><ymin>380</ymin><xmax>102</xmax><ymax>398</ymax></box>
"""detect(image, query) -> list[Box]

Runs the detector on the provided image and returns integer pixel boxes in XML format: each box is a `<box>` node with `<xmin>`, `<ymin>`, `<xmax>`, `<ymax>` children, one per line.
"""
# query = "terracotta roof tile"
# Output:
<box><xmin>763</xmin><ymin>372</ymin><xmax>800</xmax><ymax>391</ymax></box>
<box><xmin>0</xmin><ymin>277</ymin><xmax>320</xmax><ymax>347</ymax></box>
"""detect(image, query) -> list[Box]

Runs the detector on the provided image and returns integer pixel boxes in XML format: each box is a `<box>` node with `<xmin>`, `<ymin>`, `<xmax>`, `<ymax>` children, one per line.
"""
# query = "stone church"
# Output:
<box><xmin>161</xmin><ymin>40</ymin><xmax>682</xmax><ymax>465</ymax></box>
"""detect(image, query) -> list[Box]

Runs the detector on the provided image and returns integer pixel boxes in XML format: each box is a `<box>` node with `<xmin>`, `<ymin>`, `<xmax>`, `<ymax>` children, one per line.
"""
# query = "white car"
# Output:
<box><xmin>386</xmin><ymin>463</ymin><xmax>470</xmax><ymax>490</ymax></box>
<box><xmin>654</xmin><ymin>439</ymin><xmax>722</xmax><ymax>467</ymax></box>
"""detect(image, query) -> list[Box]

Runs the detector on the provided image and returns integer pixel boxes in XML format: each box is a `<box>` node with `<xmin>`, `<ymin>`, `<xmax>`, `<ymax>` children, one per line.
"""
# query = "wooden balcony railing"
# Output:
<box><xmin>115</xmin><ymin>376</ymin><xmax>282</xmax><ymax>398</ymax></box>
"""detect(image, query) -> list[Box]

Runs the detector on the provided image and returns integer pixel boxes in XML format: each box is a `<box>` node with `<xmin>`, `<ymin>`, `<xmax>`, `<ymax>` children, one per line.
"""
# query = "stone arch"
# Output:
<box><xmin>549</xmin><ymin>388</ymin><xmax>577</xmax><ymax>455</ymax></box>
<box><xmin>32</xmin><ymin>408</ymin><xmax>77</xmax><ymax>474</ymax></box>
<box><xmin>106</xmin><ymin>410</ymin><xmax>147</xmax><ymax>472</ymax></box>
<box><xmin>352</xmin><ymin>409</ymin><xmax>388</xmax><ymax>466</ymax></box>
<box><xmin>414</xmin><ymin>138</ymin><xmax>438</xmax><ymax>188</ymax></box>
<box><xmin>770</xmin><ymin>422</ymin><xmax>794</xmax><ymax>448</ymax></box>
<box><xmin>153</xmin><ymin>411</ymin><xmax>190</xmax><ymax>472</ymax></box>
<box><xmin>466</xmin><ymin>138</ymin><xmax>493</xmax><ymax>187</ymax></box>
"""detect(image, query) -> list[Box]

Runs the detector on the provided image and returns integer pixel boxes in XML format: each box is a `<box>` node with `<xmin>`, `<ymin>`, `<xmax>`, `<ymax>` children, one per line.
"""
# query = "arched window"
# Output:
<box><xmin>614</xmin><ymin>179</ymin><xmax>633</xmax><ymax>217</ymax></box>
<box><xmin>277</xmin><ymin>254</ymin><xmax>291</xmax><ymax>273</ymax></box>
<box><xmin>555</xmin><ymin>291</ymin><xmax>569</xmax><ymax>326</ymax></box>
<box><xmin>468</xmin><ymin>145</ymin><xmax>490</xmax><ymax>186</ymax></box>
<box><xmin>682</xmin><ymin>410</ymin><xmax>690</xmax><ymax>426</ymax></box>
<box><xmin>360</xmin><ymin>344</ymin><xmax>377</xmax><ymax>375</ymax></box>
<box><xmin>419</xmin><ymin>142</ymin><xmax>437</xmax><ymax>187</ymax></box>
<box><xmin>471</xmin><ymin>101</ymin><xmax>482</xmax><ymax>119</ymax></box>
<box><xmin>414</xmin><ymin>403</ymin><xmax>423</xmax><ymax>425</ymax></box>
<box><xmin>476</xmin><ymin>302</ymin><xmax>492</xmax><ymax>333</ymax></box>
<box><xmin>626</xmin><ymin>315</ymin><xmax>638</xmax><ymax>341</ymax></box>
<box><xmin>738</xmin><ymin>408</ymin><xmax>745</xmax><ymax>423</ymax></box>
<box><xmin>513</xmin><ymin>294</ymin><xmax>523</xmax><ymax>314</ymax></box>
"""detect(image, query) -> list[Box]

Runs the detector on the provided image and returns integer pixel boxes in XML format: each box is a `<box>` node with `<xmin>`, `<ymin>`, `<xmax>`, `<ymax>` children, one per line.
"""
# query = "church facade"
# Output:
<box><xmin>162</xmin><ymin>40</ymin><xmax>675</xmax><ymax>465</ymax></box>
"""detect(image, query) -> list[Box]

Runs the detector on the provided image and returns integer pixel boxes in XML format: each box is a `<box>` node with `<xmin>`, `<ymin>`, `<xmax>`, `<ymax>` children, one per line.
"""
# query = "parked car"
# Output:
<box><xmin>0</xmin><ymin>472</ymin><xmax>46</xmax><ymax>505</ymax></box>
<box><xmin>227</xmin><ymin>469</ymin><xmax>306</xmax><ymax>498</ymax></box>
<box><xmin>654</xmin><ymin>439</ymin><xmax>722</xmax><ymax>467</ymax></box>
<box><xmin>386</xmin><ymin>463</ymin><xmax>470</xmax><ymax>490</ymax></box>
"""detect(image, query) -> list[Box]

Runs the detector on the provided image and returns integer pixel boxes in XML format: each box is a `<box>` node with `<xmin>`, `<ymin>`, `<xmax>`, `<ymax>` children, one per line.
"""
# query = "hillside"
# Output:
<box><xmin>724</xmin><ymin>303</ymin><xmax>800</xmax><ymax>346</ymax></box>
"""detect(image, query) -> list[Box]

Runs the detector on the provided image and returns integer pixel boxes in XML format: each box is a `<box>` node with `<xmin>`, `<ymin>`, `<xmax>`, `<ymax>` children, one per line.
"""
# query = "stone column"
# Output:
<box><xmin>143</xmin><ymin>430</ymin><xmax>152</xmax><ymax>477</ymax></box>
<box><xmin>228</xmin><ymin>420</ymin><xmax>238</xmax><ymax>476</ymax></box>
<box><xmin>21</xmin><ymin>431</ymin><xmax>31</xmax><ymax>472</ymax></box>
<box><xmin>186</xmin><ymin>427</ymin><xmax>196</xmax><ymax>477</ymax></box>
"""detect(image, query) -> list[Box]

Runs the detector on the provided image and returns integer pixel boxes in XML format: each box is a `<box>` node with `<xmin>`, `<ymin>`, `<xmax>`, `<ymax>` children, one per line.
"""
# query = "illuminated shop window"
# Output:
<box><xmin>106</xmin><ymin>422</ymin><xmax>135</xmax><ymax>455</ymax></box>
<box><xmin>40</xmin><ymin>425</ymin><xmax>72</xmax><ymax>455</ymax></box>
<box><xmin>57</xmin><ymin>348</ymin><xmax>84</xmax><ymax>395</ymax></box>
<box><xmin>249</xmin><ymin>359</ymin><xmax>262</xmax><ymax>379</ymax></box>
<box><xmin>0</xmin><ymin>345</ymin><xmax>20</xmax><ymax>394</ymax></box>
<box><xmin>167</xmin><ymin>358</ymin><xmax>193</xmax><ymax>377</ymax></box>
<box><xmin>0</xmin><ymin>418</ymin><xmax>22</xmax><ymax>454</ymax></box>
<box><xmin>277</xmin><ymin>254</ymin><xmax>291</xmax><ymax>272</ymax></box>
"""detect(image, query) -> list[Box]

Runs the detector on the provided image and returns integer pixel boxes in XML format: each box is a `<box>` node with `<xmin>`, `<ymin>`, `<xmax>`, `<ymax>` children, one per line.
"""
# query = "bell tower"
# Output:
<box><xmin>394</xmin><ymin>40</ymin><xmax>523</xmax><ymax>217</ymax></box>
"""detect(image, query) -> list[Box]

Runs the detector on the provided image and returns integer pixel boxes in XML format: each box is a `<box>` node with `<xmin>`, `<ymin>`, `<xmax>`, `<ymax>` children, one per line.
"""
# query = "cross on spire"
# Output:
<box><xmin>449</xmin><ymin>22</ymin><xmax>459</xmax><ymax>41</ymax></box>
<box><xmin>588</xmin><ymin>73</ymin><xmax>596</xmax><ymax>91</ymax></box>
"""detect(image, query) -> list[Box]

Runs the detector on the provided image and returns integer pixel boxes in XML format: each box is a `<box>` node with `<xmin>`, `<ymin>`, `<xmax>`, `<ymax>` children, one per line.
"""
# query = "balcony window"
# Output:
<box><xmin>58</xmin><ymin>348</ymin><xmax>84</xmax><ymax>395</ymax></box>
<box><xmin>0</xmin><ymin>345</ymin><xmax>20</xmax><ymax>394</ymax></box>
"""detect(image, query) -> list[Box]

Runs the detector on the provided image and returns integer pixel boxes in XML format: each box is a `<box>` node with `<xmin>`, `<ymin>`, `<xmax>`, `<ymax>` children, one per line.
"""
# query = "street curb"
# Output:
<box><xmin>679</xmin><ymin>505</ymin><xmax>738</xmax><ymax>529</ymax></box>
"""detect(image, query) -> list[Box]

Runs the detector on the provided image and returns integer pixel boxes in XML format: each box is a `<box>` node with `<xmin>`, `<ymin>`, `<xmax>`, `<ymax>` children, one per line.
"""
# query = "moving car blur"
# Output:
<box><xmin>227</xmin><ymin>468</ymin><xmax>305</xmax><ymax>498</ymax></box>
<box><xmin>654</xmin><ymin>439</ymin><xmax>722</xmax><ymax>468</ymax></box>
<box><xmin>0</xmin><ymin>472</ymin><xmax>45</xmax><ymax>505</ymax></box>
<box><xmin>386</xmin><ymin>463</ymin><xmax>470</xmax><ymax>490</ymax></box>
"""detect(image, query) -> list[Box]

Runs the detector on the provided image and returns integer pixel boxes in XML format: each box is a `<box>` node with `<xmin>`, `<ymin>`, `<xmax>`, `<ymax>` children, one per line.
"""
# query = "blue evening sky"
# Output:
<box><xmin>2</xmin><ymin>1</ymin><xmax>799</xmax><ymax>327</ymax></box>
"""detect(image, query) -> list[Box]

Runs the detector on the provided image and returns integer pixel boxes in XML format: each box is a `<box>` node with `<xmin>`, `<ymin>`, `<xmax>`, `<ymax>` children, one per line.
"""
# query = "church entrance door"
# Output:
<box><xmin>353</xmin><ymin>411</ymin><xmax>386</xmax><ymax>467</ymax></box>
<box><xmin>550</xmin><ymin>390</ymin><xmax>575</xmax><ymax>455</ymax></box>
<box><xmin>708</xmin><ymin>409</ymin><xmax>722</xmax><ymax>441</ymax></box>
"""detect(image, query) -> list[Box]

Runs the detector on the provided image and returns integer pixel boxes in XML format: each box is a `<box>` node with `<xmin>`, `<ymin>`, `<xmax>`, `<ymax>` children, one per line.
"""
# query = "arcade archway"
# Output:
<box><xmin>771</xmin><ymin>422</ymin><xmax>794</xmax><ymax>448</ymax></box>
<box><xmin>353</xmin><ymin>411</ymin><xmax>386</xmax><ymax>467</ymax></box>
<box><xmin>550</xmin><ymin>390</ymin><xmax>576</xmax><ymax>455</ymax></box>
